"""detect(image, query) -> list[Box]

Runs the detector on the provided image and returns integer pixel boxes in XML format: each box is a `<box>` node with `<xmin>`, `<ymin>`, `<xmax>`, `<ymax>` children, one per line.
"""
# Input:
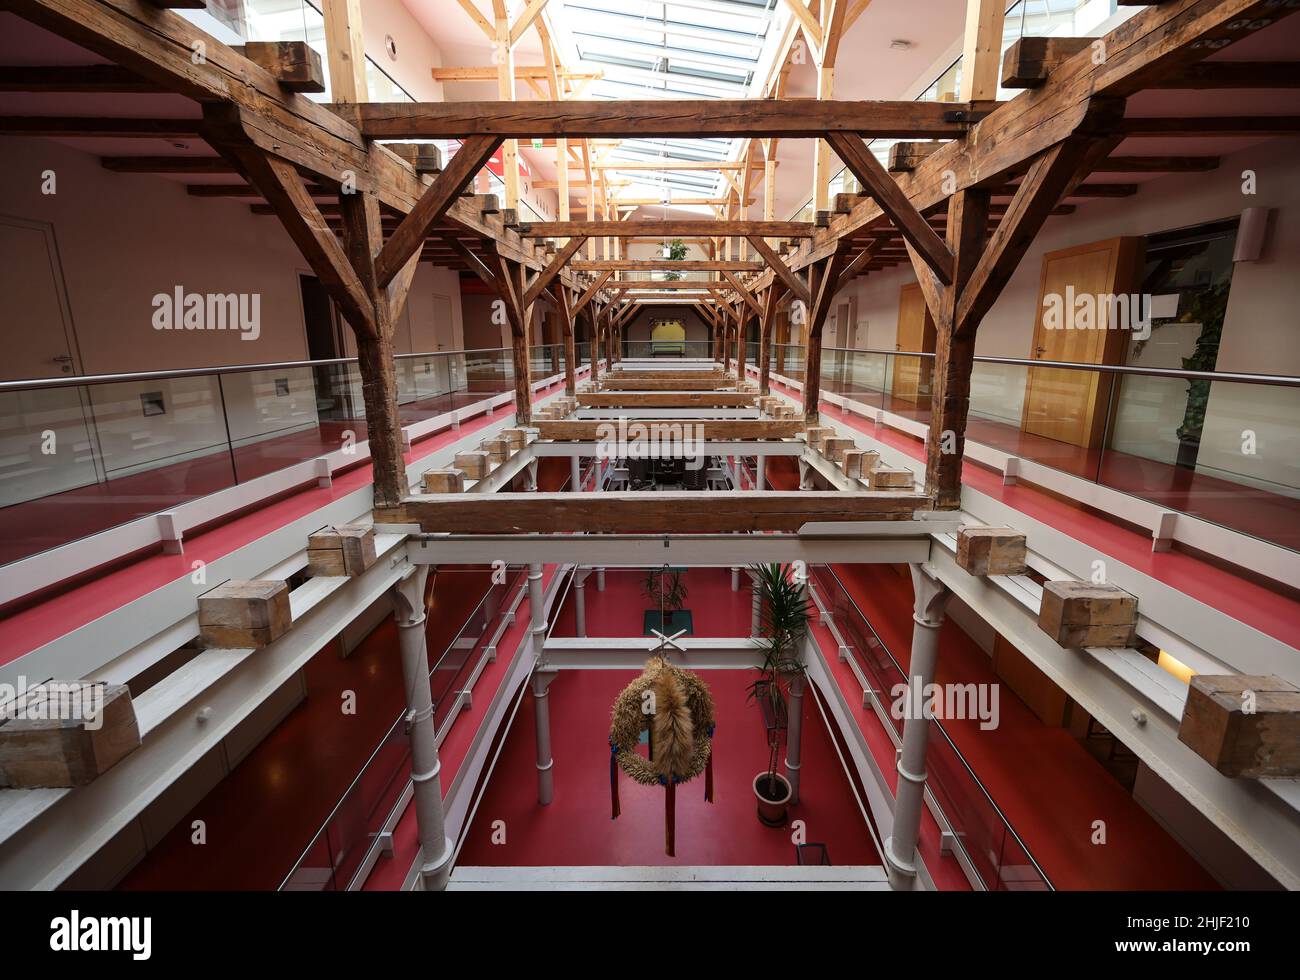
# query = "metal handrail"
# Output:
<box><xmin>0</xmin><ymin>346</ymin><xmax>535</xmax><ymax>393</ymax></box>
<box><xmin>815</xmin><ymin>563</ymin><xmax>1053</xmax><ymax>890</ymax></box>
<box><xmin>785</xmin><ymin>344</ymin><xmax>1300</xmax><ymax>388</ymax></box>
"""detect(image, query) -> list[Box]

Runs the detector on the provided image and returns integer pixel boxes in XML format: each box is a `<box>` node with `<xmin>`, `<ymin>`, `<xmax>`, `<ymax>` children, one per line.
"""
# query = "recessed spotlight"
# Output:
<box><xmin>889</xmin><ymin>39</ymin><xmax>913</xmax><ymax>50</ymax></box>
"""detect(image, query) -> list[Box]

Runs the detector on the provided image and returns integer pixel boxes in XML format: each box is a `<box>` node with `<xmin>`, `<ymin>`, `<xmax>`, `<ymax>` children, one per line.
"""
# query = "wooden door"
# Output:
<box><xmin>1022</xmin><ymin>237</ymin><xmax>1140</xmax><ymax>447</ymax></box>
<box><xmin>891</xmin><ymin>283</ymin><xmax>936</xmax><ymax>405</ymax></box>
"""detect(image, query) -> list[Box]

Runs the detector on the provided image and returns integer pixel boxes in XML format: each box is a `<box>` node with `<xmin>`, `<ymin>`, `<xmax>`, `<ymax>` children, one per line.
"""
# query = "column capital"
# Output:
<box><xmin>909</xmin><ymin>563</ymin><xmax>950</xmax><ymax>629</ymax></box>
<box><xmin>390</xmin><ymin>565</ymin><xmax>430</xmax><ymax>628</ymax></box>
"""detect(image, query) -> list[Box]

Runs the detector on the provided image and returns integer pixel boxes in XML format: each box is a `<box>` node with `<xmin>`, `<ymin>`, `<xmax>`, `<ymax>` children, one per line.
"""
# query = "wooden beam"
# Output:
<box><xmin>100</xmin><ymin>155</ymin><xmax>235</xmax><ymax>173</ymax></box>
<box><xmin>375</xmin><ymin>134</ymin><xmax>501</xmax><ymax>287</ymax></box>
<box><xmin>454</xmin><ymin>0</ymin><xmax>496</xmax><ymax>39</ymax></box>
<box><xmin>1120</xmin><ymin>116</ymin><xmax>1300</xmax><ymax>136</ymax></box>
<box><xmin>598</xmin><ymin>376</ymin><xmax>738</xmax><ymax>392</ymax></box>
<box><xmin>573</xmin><ymin>260</ymin><xmax>764</xmax><ymax>272</ymax></box>
<box><xmin>523</xmin><ymin>236</ymin><xmax>587</xmax><ymax>307</ymax></box>
<box><xmin>572</xmin><ymin>269</ymin><xmax>613</xmax><ymax>315</ymax></box>
<box><xmin>509</xmin><ymin>0</ymin><xmax>550</xmax><ymax>47</ymax></box>
<box><xmin>383</xmin><ymin>490</ymin><xmax>927</xmax><ymax>534</ymax></box>
<box><xmin>521</xmin><ymin>221</ymin><xmax>814</xmax><ymax>239</ymax></box>
<box><xmin>1096</xmin><ymin>155</ymin><xmax>1219</xmax><ymax>172</ymax></box>
<box><xmin>747</xmin><ymin>236</ymin><xmax>811</xmax><ymax>307</ymax></box>
<box><xmin>827</xmin><ymin>132</ymin><xmax>954</xmax><ymax>285</ymax></box>
<box><xmin>781</xmin><ymin>0</ymin><xmax>824</xmax><ymax>59</ymax></box>
<box><xmin>1149</xmin><ymin>61</ymin><xmax>1300</xmax><ymax>89</ymax></box>
<box><xmin>721</xmin><ymin>271</ymin><xmax>763</xmax><ymax>316</ymax></box>
<box><xmin>577</xmin><ymin>392</ymin><xmax>756</xmax><ymax>409</ymax></box>
<box><xmin>211</xmin><ymin>131</ymin><xmax>374</xmax><ymax>337</ymax></box>
<box><xmin>956</xmin><ymin>121</ymin><xmax>1122</xmax><ymax>336</ymax></box>
<box><xmin>339</xmin><ymin>99</ymin><xmax>988</xmax><ymax>140</ymax></box>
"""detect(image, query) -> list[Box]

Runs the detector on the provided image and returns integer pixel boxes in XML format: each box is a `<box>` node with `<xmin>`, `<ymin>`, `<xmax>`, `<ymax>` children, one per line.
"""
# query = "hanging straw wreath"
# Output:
<box><xmin>609</xmin><ymin>657</ymin><xmax>716</xmax><ymax>855</ymax></box>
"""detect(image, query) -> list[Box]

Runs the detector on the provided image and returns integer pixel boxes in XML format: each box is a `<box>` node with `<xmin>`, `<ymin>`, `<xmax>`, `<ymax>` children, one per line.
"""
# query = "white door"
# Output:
<box><xmin>0</xmin><ymin>216</ymin><xmax>102</xmax><ymax>506</ymax></box>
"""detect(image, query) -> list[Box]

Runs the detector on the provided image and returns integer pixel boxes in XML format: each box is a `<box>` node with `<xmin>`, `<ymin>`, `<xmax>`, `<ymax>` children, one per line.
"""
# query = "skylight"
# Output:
<box><xmin>551</xmin><ymin>0</ymin><xmax>780</xmax><ymax>202</ymax></box>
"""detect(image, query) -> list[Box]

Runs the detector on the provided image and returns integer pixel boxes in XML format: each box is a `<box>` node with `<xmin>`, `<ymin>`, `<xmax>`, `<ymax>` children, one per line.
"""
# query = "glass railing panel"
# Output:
<box><xmin>85</xmin><ymin>374</ymin><xmax>233</xmax><ymax>485</ymax></box>
<box><xmin>810</xmin><ymin>565</ymin><xmax>1050</xmax><ymax>891</ymax></box>
<box><xmin>1105</xmin><ymin>375</ymin><xmax>1300</xmax><ymax>550</ymax></box>
<box><xmin>0</xmin><ymin>385</ymin><xmax>103</xmax><ymax>511</ymax></box>
<box><xmin>222</xmin><ymin>366</ymin><xmax>331</xmax><ymax>482</ymax></box>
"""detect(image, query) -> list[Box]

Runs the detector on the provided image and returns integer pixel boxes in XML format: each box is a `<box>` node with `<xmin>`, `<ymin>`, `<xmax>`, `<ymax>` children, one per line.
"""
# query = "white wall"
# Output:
<box><xmin>827</xmin><ymin>138</ymin><xmax>1300</xmax><ymax>492</ymax></box>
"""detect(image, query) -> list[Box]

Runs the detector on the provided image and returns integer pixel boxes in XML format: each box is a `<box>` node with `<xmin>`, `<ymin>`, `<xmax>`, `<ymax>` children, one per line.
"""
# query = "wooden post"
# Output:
<box><xmin>801</xmin><ymin>244</ymin><xmax>850</xmax><ymax>424</ymax></box>
<box><xmin>494</xmin><ymin>4</ymin><xmax>520</xmax><ymax>213</ymax></box>
<box><xmin>553</xmin><ymin>284</ymin><xmax>578</xmax><ymax>396</ymax></box>
<box><xmin>339</xmin><ymin>191</ymin><xmax>412</xmax><ymax>507</ymax></box>
<box><xmin>960</xmin><ymin>0</ymin><xmax>1008</xmax><ymax>101</ymax></box>
<box><xmin>758</xmin><ymin>284</ymin><xmax>781</xmax><ymax>395</ymax></box>
<box><xmin>322</xmin><ymin>0</ymin><xmax>367</xmax><ymax>104</ymax></box>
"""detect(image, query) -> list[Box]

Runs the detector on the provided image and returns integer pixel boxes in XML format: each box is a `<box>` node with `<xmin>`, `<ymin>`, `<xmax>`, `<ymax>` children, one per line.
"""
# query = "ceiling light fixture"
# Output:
<box><xmin>889</xmin><ymin>39</ymin><xmax>914</xmax><ymax>50</ymax></box>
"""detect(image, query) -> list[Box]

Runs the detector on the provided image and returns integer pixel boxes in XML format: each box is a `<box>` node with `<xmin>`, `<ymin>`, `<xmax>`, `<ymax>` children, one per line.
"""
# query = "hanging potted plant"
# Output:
<box><xmin>747</xmin><ymin>563</ymin><xmax>811</xmax><ymax>827</ymax></box>
<box><xmin>660</xmin><ymin>238</ymin><xmax>688</xmax><ymax>281</ymax></box>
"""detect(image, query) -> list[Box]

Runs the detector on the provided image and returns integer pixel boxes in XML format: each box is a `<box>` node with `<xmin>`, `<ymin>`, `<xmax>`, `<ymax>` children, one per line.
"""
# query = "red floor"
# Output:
<box><xmin>0</xmin><ymin>374</ymin><xmax>575</xmax><ymax>663</ymax></box>
<box><xmin>116</xmin><ymin>567</ymin><xmax>493</xmax><ymax>891</ymax></box>
<box><xmin>798</xmin><ymin>374</ymin><xmax>1300</xmax><ymax>552</ymax></box>
<box><xmin>456</xmin><ymin>670</ymin><xmax>879</xmax><ymax>868</ymax></box>
<box><xmin>550</xmin><ymin>566</ymin><xmax>755</xmax><ymax>638</ymax></box>
<box><xmin>762</xmin><ymin>453</ymin><xmax>1218</xmax><ymax>889</ymax></box>
<box><xmin>769</xmin><ymin>378</ymin><xmax>1300</xmax><ymax>648</ymax></box>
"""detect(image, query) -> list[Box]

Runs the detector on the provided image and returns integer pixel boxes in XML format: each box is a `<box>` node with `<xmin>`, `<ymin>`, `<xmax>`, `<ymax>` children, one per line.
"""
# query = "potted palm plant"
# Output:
<box><xmin>642</xmin><ymin>568</ymin><xmax>689</xmax><ymax>633</ymax></box>
<box><xmin>747</xmin><ymin>563</ymin><xmax>811</xmax><ymax>827</ymax></box>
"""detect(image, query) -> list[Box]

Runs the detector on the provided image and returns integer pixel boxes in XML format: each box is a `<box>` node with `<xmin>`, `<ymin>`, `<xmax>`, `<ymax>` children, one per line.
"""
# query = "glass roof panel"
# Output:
<box><xmin>553</xmin><ymin>0</ymin><xmax>779</xmax><ymax>200</ymax></box>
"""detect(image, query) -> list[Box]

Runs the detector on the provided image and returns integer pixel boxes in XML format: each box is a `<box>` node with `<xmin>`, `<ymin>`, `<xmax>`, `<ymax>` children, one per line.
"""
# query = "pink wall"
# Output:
<box><xmin>0</xmin><ymin>135</ymin><xmax>465</xmax><ymax>377</ymax></box>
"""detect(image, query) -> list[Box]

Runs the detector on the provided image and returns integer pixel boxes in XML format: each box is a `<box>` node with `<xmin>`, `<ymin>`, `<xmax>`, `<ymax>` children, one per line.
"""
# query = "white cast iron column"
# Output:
<box><xmin>884</xmin><ymin>564</ymin><xmax>951</xmax><ymax>890</ymax></box>
<box><xmin>390</xmin><ymin>566</ymin><xmax>454</xmax><ymax>891</ymax></box>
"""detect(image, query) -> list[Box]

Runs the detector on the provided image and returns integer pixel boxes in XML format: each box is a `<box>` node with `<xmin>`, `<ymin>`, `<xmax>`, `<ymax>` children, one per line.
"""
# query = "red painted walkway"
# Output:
<box><xmin>0</xmin><ymin>375</ymin><xmax>573</xmax><ymax>663</ymax></box>
<box><xmin>771</xmin><ymin>378</ymin><xmax>1300</xmax><ymax>648</ymax></box>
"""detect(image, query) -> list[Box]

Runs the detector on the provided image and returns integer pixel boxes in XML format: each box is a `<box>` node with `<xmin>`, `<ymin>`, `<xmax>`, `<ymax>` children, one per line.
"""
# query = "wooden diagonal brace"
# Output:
<box><xmin>721</xmin><ymin>271</ymin><xmax>763</xmax><ymax>316</ymax></box>
<box><xmin>747</xmin><ymin>236</ymin><xmax>811</xmax><ymax>307</ymax></box>
<box><xmin>572</xmin><ymin>269</ymin><xmax>613</xmax><ymax>315</ymax></box>
<box><xmin>375</xmin><ymin>134</ymin><xmax>501</xmax><ymax>287</ymax></box>
<box><xmin>827</xmin><ymin>131</ymin><xmax>954</xmax><ymax>286</ymax></box>
<box><xmin>213</xmin><ymin>134</ymin><xmax>376</xmax><ymax>337</ymax></box>
<box><xmin>955</xmin><ymin>127</ymin><xmax>1123</xmax><ymax>335</ymax></box>
<box><xmin>524</xmin><ymin>236</ymin><xmax>588</xmax><ymax>308</ymax></box>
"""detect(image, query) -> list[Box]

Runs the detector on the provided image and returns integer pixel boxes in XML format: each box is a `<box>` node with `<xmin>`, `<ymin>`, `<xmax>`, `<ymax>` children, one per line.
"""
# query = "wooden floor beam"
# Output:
<box><xmin>382</xmin><ymin>490</ymin><xmax>928</xmax><ymax>534</ymax></box>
